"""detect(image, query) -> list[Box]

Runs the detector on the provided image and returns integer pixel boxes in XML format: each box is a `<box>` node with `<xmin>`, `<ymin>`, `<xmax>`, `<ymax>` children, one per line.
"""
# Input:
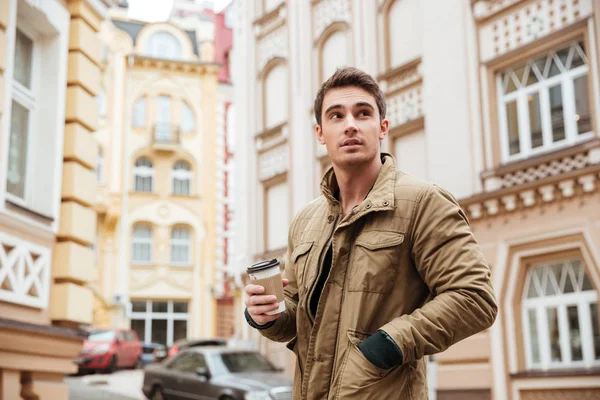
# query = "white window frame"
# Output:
<box><xmin>144</xmin><ymin>31</ymin><xmax>182</xmax><ymax>60</ymax></box>
<box><xmin>521</xmin><ymin>260</ymin><xmax>600</xmax><ymax>371</ymax></box>
<box><xmin>133</xmin><ymin>157</ymin><xmax>154</xmax><ymax>193</ymax></box>
<box><xmin>5</xmin><ymin>23</ymin><xmax>41</xmax><ymax>209</ymax></box>
<box><xmin>1</xmin><ymin>0</ymin><xmax>70</xmax><ymax>231</ymax></box>
<box><xmin>129</xmin><ymin>300</ymin><xmax>189</xmax><ymax>346</ymax></box>
<box><xmin>172</xmin><ymin>161</ymin><xmax>192</xmax><ymax>196</ymax></box>
<box><xmin>497</xmin><ymin>42</ymin><xmax>593</xmax><ymax>163</ymax></box>
<box><xmin>170</xmin><ymin>226</ymin><xmax>191</xmax><ymax>266</ymax></box>
<box><xmin>131</xmin><ymin>224</ymin><xmax>153</xmax><ymax>265</ymax></box>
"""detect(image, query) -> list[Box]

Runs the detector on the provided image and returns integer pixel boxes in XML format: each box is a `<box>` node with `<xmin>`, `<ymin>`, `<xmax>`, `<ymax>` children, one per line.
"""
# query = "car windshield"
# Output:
<box><xmin>88</xmin><ymin>331</ymin><xmax>115</xmax><ymax>342</ymax></box>
<box><xmin>220</xmin><ymin>352</ymin><xmax>277</xmax><ymax>373</ymax></box>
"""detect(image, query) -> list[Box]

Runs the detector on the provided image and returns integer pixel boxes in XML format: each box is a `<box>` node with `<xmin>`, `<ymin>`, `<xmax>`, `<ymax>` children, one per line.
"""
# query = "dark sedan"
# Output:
<box><xmin>142</xmin><ymin>346</ymin><xmax>292</xmax><ymax>400</ymax></box>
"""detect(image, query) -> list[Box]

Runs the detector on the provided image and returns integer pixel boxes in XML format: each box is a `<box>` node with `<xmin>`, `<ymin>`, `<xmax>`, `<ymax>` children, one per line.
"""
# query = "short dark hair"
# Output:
<box><xmin>313</xmin><ymin>66</ymin><xmax>387</xmax><ymax>126</ymax></box>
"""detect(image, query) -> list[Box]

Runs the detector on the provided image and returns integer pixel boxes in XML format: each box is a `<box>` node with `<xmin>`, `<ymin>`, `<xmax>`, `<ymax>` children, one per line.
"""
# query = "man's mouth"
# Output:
<box><xmin>341</xmin><ymin>139</ymin><xmax>361</xmax><ymax>147</ymax></box>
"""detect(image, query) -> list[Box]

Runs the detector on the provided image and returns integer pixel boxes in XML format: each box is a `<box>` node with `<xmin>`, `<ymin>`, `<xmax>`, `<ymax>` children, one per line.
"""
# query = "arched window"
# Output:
<box><xmin>133</xmin><ymin>97</ymin><xmax>146</xmax><ymax>128</ymax></box>
<box><xmin>132</xmin><ymin>224</ymin><xmax>153</xmax><ymax>264</ymax></box>
<box><xmin>145</xmin><ymin>31</ymin><xmax>182</xmax><ymax>60</ymax></box>
<box><xmin>134</xmin><ymin>157</ymin><xmax>154</xmax><ymax>192</ymax></box>
<box><xmin>264</xmin><ymin>63</ymin><xmax>288</xmax><ymax>130</ymax></box>
<box><xmin>172</xmin><ymin>160</ymin><xmax>192</xmax><ymax>195</ymax></box>
<box><xmin>321</xmin><ymin>29</ymin><xmax>348</xmax><ymax>83</ymax></box>
<box><xmin>171</xmin><ymin>226</ymin><xmax>191</xmax><ymax>265</ymax></box>
<box><xmin>97</xmin><ymin>147</ymin><xmax>104</xmax><ymax>185</ymax></box>
<box><xmin>522</xmin><ymin>259</ymin><xmax>599</xmax><ymax>370</ymax></box>
<box><xmin>182</xmin><ymin>102</ymin><xmax>195</xmax><ymax>133</ymax></box>
<box><xmin>388</xmin><ymin>0</ymin><xmax>423</xmax><ymax>69</ymax></box>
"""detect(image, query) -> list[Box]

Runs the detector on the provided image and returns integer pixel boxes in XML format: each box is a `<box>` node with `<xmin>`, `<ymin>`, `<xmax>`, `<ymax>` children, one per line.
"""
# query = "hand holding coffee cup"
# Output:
<box><xmin>245</xmin><ymin>259</ymin><xmax>289</xmax><ymax>325</ymax></box>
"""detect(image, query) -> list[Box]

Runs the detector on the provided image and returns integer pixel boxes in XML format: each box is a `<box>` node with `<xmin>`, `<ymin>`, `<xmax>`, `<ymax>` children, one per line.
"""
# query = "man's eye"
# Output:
<box><xmin>330</xmin><ymin>113</ymin><xmax>341</xmax><ymax>119</ymax></box>
<box><xmin>358</xmin><ymin>110</ymin><xmax>371</xmax><ymax>117</ymax></box>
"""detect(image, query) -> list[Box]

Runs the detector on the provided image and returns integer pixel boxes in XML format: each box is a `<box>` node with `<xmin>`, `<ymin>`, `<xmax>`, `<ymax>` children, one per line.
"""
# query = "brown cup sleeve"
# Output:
<box><xmin>251</xmin><ymin>274</ymin><xmax>285</xmax><ymax>302</ymax></box>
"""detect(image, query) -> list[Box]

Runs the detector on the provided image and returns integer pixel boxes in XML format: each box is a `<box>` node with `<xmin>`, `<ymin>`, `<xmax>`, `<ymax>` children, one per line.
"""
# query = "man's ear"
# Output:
<box><xmin>316</xmin><ymin>124</ymin><xmax>326</xmax><ymax>144</ymax></box>
<box><xmin>379</xmin><ymin>119</ymin><xmax>389</xmax><ymax>141</ymax></box>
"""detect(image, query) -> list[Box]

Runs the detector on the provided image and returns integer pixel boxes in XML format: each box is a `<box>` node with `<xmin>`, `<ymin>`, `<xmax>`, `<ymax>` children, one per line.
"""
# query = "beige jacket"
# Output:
<box><xmin>256</xmin><ymin>154</ymin><xmax>498</xmax><ymax>399</ymax></box>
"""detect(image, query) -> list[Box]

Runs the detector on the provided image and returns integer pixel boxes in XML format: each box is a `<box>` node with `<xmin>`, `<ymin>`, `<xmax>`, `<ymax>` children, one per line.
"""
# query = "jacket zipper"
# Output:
<box><xmin>305</xmin><ymin>214</ymin><xmax>338</xmax><ymax>324</ymax></box>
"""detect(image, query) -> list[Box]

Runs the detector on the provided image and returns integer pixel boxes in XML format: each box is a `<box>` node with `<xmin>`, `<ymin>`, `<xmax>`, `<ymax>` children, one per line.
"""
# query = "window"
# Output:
<box><xmin>97</xmin><ymin>147</ymin><xmax>104</xmax><ymax>185</ymax></box>
<box><xmin>172</xmin><ymin>160</ymin><xmax>192</xmax><ymax>195</ymax></box>
<box><xmin>6</xmin><ymin>28</ymin><xmax>39</xmax><ymax>203</ymax></box>
<box><xmin>321</xmin><ymin>30</ymin><xmax>348</xmax><ymax>83</ymax></box>
<box><xmin>522</xmin><ymin>259</ymin><xmax>599</xmax><ymax>370</ymax></box>
<box><xmin>96</xmin><ymin>87</ymin><xmax>106</xmax><ymax>117</ymax></box>
<box><xmin>145</xmin><ymin>31</ymin><xmax>182</xmax><ymax>60</ymax></box>
<box><xmin>134</xmin><ymin>157</ymin><xmax>154</xmax><ymax>192</ymax></box>
<box><xmin>498</xmin><ymin>41</ymin><xmax>592</xmax><ymax>162</ymax></box>
<box><xmin>388</xmin><ymin>0</ymin><xmax>423</xmax><ymax>69</ymax></box>
<box><xmin>171</xmin><ymin>226</ymin><xmax>191</xmax><ymax>265</ymax></box>
<box><xmin>133</xmin><ymin>97</ymin><xmax>146</xmax><ymax>128</ymax></box>
<box><xmin>2</xmin><ymin>3</ymin><xmax>70</xmax><ymax>221</ymax></box>
<box><xmin>168</xmin><ymin>353</ymin><xmax>207</xmax><ymax>373</ymax></box>
<box><xmin>156</xmin><ymin>95</ymin><xmax>172</xmax><ymax>141</ymax></box>
<box><xmin>132</xmin><ymin>224</ymin><xmax>153</xmax><ymax>264</ymax></box>
<box><xmin>264</xmin><ymin>64</ymin><xmax>288</xmax><ymax>130</ymax></box>
<box><xmin>182</xmin><ymin>102</ymin><xmax>195</xmax><ymax>132</ymax></box>
<box><xmin>130</xmin><ymin>300</ymin><xmax>189</xmax><ymax>345</ymax></box>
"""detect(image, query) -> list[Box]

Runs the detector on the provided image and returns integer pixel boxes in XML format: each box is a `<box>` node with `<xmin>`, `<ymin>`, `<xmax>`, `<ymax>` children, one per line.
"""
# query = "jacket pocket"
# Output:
<box><xmin>348</xmin><ymin>231</ymin><xmax>404</xmax><ymax>293</ymax></box>
<box><xmin>291</xmin><ymin>241</ymin><xmax>314</xmax><ymax>293</ymax></box>
<box><xmin>335</xmin><ymin>330</ymin><xmax>395</xmax><ymax>399</ymax></box>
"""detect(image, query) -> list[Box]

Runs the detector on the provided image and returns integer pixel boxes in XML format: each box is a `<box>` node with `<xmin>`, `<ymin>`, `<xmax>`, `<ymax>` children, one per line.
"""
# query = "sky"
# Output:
<box><xmin>128</xmin><ymin>0</ymin><xmax>232</xmax><ymax>22</ymax></box>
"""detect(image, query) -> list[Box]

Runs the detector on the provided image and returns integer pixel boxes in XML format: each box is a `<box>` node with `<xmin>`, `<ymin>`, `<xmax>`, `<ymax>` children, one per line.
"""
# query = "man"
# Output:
<box><xmin>244</xmin><ymin>67</ymin><xmax>498</xmax><ymax>399</ymax></box>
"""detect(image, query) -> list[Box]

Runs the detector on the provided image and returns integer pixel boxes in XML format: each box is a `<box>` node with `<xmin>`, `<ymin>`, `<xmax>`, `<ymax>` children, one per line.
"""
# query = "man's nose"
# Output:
<box><xmin>344</xmin><ymin>115</ymin><xmax>358</xmax><ymax>134</ymax></box>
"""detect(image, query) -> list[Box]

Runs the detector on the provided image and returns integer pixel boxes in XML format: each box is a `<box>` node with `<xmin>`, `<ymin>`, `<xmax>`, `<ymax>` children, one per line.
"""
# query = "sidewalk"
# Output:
<box><xmin>74</xmin><ymin>370</ymin><xmax>145</xmax><ymax>400</ymax></box>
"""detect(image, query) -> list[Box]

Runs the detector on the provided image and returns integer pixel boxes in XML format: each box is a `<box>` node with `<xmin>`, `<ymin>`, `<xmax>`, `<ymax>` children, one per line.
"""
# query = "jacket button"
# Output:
<box><xmin>328</xmin><ymin>215</ymin><xmax>334</xmax><ymax>222</ymax></box>
<box><xmin>383</xmin><ymin>201</ymin><xmax>389</xmax><ymax>206</ymax></box>
<box><xmin>379</xmin><ymin>372</ymin><xmax>385</xmax><ymax>377</ymax></box>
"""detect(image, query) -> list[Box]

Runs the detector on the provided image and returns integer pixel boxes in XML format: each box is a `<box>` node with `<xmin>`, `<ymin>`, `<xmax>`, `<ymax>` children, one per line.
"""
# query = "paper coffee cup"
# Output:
<box><xmin>247</xmin><ymin>259</ymin><xmax>286</xmax><ymax>315</ymax></box>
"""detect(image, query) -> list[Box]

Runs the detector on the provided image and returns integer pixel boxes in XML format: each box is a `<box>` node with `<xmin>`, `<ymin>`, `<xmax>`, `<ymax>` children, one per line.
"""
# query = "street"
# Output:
<box><xmin>66</xmin><ymin>370</ymin><xmax>146</xmax><ymax>400</ymax></box>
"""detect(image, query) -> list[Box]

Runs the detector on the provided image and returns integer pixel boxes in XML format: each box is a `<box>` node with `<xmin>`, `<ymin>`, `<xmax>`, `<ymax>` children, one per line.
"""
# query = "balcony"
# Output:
<box><xmin>152</xmin><ymin>123</ymin><xmax>180</xmax><ymax>152</ymax></box>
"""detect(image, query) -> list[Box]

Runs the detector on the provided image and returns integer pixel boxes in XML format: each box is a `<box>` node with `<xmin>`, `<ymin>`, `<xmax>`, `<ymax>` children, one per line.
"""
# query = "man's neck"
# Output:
<box><xmin>334</xmin><ymin>155</ymin><xmax>383</xmax><ymax>217</ymax></box>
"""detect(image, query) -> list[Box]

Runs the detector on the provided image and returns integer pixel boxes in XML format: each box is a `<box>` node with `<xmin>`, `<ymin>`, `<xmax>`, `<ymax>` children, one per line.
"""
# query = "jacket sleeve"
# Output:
<box><xmin>249</xmin><ymin>215</ymin><xmax>299</xmax><ymax>343</ymax></box>
<box><xmin>380</xmin><ymin>184</ymin><xmax>498</xmax><ymax>364</ymax></box>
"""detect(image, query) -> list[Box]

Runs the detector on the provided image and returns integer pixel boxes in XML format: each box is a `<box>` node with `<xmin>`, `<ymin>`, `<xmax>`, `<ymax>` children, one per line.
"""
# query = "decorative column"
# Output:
<box><xmin>52</xmin><ymin>0</ymin><xmax>104</xmax><ymax>326</ymax></box>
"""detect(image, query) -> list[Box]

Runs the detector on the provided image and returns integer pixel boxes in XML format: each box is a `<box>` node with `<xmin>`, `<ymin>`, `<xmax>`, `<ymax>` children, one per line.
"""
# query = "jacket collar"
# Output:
<box><xmin>320</xmin><ymin>153</ymin><xmax>397</xmax><ymax>218</ymax></box>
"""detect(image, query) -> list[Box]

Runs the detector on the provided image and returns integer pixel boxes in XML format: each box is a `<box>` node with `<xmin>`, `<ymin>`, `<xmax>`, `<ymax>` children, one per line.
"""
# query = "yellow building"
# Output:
<box><xmin>0</xmin><ymin>0</ymin><xmax>112</xmax><ymax>398</ymax></box>
<box><xmin>92</xmin><ymin>4</ymin><xmax>222</xmax><ymax>345</ymax></box>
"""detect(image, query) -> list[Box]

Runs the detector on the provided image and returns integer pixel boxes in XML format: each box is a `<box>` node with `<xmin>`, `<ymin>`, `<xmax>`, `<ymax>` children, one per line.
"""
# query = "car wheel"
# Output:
<box><xmin>105</xmin><ymin>355</ymin><xmax>117</xmax><ymax>374</ymax></box>
<box><xmin>151</xmin><ymin>386</ymin><xmax>165</xmax><ymax>400</ymax></box>
<box><xmin>219</xmin><ymin>396</ymin><xmax>234</xmax><ymax>400</ymax></box>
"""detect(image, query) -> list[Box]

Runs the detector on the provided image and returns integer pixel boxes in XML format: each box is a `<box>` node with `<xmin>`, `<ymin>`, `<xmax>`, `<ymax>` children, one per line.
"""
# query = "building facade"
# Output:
<box><xmin>232</xmin><ymin>0</ymin><xmax>600</xmax><ymax>398</ymax></box>
<box><xmin>0</xmin><ymin>0</ymin><xmax>112</xmax><ymax>398</ymax></box>
<box><xmin>92</xmin><ymin>2</ymin><xmax>222</xmax><ymax>346</ymax></box>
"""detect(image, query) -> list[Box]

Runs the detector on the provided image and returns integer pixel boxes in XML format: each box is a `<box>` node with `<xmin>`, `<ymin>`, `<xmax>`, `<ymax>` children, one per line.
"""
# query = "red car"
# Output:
<box><xmin>74</xmin><ymin>329</ymin><xmax>142</xmax><ymax>374</ymax></box>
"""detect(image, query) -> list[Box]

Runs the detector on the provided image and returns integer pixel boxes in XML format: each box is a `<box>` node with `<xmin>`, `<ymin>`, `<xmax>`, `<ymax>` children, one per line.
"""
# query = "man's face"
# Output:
<box><xmin>316</xmin><ymin>86</ymin><xmax>389</xmax><ymax>169</ymax></box>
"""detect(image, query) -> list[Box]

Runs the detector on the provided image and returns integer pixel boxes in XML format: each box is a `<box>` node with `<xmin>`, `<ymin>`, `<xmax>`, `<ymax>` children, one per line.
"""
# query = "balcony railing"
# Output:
<box><xmin>152</xmin><ymin>123</ymin><xmax>180</xmax><ymax>151</ymax></box>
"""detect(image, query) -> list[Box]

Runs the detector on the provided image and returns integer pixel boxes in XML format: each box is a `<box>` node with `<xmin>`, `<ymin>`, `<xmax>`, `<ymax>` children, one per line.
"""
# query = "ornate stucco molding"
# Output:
<box><xmin>256</xmin><ymin>24</ymin><xmax>288</xmax><ymax>72</ymax></box>
<box><xmin>473</xmin><ymin>0</ymin><xmax>593</xmax><ymax>63</ymax></box>
<box><xmin>312</xmin><ymin>0</ymin><xmax>352</xmax><ymax>41</ymax></box>
<box><xmin>378</xmin><ymin>58</ymin><xmax>424</xmax><ymax>130</ymax></box>
<box><xmin>131</xmin><ymin>55</ymin><xmax>220</xmax><ymax>75</ymax></box>
<box><xmin>253</xmin><ymin>2</ymin><xmax>287</xmax><ymax>39</ymax></box>
<box><xmin>462</xmin><ymin>140</ymin><xmax>600</xmax><ymax>220</ymax></box>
